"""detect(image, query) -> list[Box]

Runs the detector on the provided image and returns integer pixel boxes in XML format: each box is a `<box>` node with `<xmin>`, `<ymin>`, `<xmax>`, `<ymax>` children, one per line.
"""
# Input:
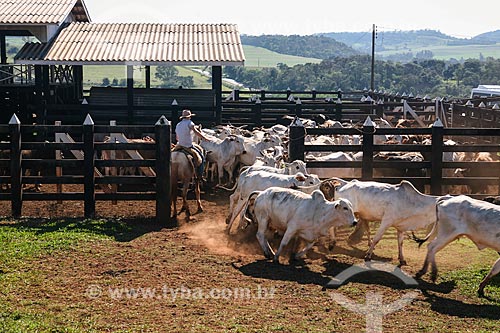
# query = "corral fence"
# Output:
<box><xmin>289</xmin><ymin>117</ymin><xmax>500</xmax><ymax>197</ymax></box>
<box><xmin>0</xmin><ymin>114</ymin><xmax>172</xmax><ymax>225</ymax></box>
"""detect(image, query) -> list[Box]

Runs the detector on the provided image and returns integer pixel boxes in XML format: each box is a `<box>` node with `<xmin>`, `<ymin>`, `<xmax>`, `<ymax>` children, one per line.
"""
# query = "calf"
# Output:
<box><xmin>414</xmin><ymin>195</ymin><xmax>500</xmax><ymax>296</ymax></box>
<box><xmin>243</xmin><ymin>187</ymin><xmax>357</xmax><ymax>263</ymax></box>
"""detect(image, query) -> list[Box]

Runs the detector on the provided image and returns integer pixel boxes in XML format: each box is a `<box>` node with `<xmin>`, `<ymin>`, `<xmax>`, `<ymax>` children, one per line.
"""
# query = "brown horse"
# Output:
<box><xmin>170</xmin><ymin>150</ymin><xmax>203</xmax><ymax>220</ymax></box>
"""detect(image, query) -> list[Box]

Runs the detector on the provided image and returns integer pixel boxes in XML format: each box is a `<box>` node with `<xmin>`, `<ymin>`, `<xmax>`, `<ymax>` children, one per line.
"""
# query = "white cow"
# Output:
<box><xmin>332</xmin><ymin>178</ymin><xmax>440</xmax><ymax>266</ymax></box>
<box><xmin>223</xmin><ymin>170</ymin><xmax>321</xmax><ymax>232</ymax></box>
<box><xmin>414</xmin><ymin>195</ymin><xmax>500</xmax><ymax>296</ymax></box>
<box><xmin>201</xmin><ymin>135</ymin><xmax>246</xmax><ymax>185</ymax></box>
<box><xmin>240</xmin><ymin>159</ymin><xmax>308</xmax><ymax>176</ymax></box>
<box><xmin>243</xmin><ymin>187</ymin><xmax>357</xmax><ymax>263</ymax></box>
<box><xmin>238</xmin><ymin>134</ymin><xmax>282</xmax><ymax>166</ymax></box>
<box><xmin>306</xmin><ymin>152</ymin><xmax>361</xmax><ymax>179</ymax></box>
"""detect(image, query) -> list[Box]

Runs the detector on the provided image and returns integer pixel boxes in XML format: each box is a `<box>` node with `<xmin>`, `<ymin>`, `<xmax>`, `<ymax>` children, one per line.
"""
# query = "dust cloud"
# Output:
<box><xmin>179</xmin><ymin>218</ymin><xmax>262</xmax><ymax>257</ymax></box>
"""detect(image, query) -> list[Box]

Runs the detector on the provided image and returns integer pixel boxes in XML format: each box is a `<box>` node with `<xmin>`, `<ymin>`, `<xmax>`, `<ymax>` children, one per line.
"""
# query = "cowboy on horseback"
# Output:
<box><xmin>173</xmin><ymin>109</ymin><xmax>211</xmax><ymax>180</ymax></box>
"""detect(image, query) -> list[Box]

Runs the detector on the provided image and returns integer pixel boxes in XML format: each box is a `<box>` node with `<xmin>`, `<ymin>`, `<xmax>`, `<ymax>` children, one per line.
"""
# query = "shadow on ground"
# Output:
<box><xmin>0</xmin><ymin>217</ymin><xmax>163</xmax><ymax>242</ymax></box>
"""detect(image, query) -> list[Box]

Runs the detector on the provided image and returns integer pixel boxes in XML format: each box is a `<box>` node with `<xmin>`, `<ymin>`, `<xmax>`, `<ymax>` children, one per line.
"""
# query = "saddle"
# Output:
<box><xmin>172</xmin><ymin>144</ymin><xmax>204</xmax><ymax>168</ymax></box>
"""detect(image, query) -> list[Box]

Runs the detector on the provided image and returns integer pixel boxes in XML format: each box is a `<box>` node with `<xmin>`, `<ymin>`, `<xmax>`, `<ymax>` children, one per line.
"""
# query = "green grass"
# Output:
<box><xmin>0</xmin><ymin>218</ymin><xmax>143</xmax><ymax>332</ymax></box>
<box><xmin>377</xmin><ymin>42</ymin><xmax>500</xmax><ymax>60</ymax></box>
<box><xmin>242</xmin><ymin>45</ymin><xmax>322</xmax><ymax>68</ymax></box>
<box><xmin>81</xmin><ymin>46</ymin><xmax>322</xmax><ymax>89</ymax></box>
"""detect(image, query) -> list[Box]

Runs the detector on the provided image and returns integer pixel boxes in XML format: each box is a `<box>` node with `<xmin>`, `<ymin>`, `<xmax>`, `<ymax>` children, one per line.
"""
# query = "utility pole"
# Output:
<box><xmin>371</xmin><ymin>24</ymin><xmax>376</xmax><ymax>92</ymax></box>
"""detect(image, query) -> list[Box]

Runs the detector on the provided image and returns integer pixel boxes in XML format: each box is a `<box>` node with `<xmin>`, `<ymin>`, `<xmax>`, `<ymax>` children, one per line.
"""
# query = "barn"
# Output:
<box><xmin>0</xmin><ymin>0</ymin><xmax>245</xmax><ymax>127</ymax></box>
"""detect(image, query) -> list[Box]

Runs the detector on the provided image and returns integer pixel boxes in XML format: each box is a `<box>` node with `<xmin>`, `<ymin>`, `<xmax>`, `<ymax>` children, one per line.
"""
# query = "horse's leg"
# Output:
<box><xmin>171</xmin><ymin>182</ymin><xmax>178</xmax><ymax>219</ymax></box>
<box><xmin>194</xmin><ymin>178</ymin><xmax>203</xmax><ymax>213</ymax></box>
<box><xmin>181</xmin><ymin>180</ymin><xmax>191</xmax><ymax>217</ymax></box>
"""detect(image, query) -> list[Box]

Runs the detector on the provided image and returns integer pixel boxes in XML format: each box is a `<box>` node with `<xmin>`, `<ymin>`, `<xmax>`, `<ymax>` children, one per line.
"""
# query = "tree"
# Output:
<box><xmin>155</xmin><ymin>66</ymin><xmax>194</xmax><ymax>88</ymax></box>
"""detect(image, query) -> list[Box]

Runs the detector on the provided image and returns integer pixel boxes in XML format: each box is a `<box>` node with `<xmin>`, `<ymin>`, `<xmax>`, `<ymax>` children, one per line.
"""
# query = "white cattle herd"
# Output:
<box><xmin>192</xmin><ymin>119</ymin><xmax>500</xmax><ymax>297</ymax></box>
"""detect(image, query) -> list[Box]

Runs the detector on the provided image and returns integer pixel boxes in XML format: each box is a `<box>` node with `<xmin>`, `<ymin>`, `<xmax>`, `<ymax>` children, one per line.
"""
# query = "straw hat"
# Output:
<box><xmin>179</xmin><ymin>109</ymin><xmax>196</xmax><ymax>119</ymax></box>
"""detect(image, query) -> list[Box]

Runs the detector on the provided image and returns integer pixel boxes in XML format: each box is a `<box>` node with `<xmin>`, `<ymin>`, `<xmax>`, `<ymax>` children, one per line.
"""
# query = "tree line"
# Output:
<box><xmin>223</xmin><ymin>55</ymin><xmax>500</xmax><ymax>98</ymax></box>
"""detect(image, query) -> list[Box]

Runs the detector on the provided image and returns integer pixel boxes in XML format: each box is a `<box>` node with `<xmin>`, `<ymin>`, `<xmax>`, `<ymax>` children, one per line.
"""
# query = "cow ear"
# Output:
<box><xmin>312</xmin><ymin>190</ymin><xmax>325</xmax><ymax>201</ymax></box>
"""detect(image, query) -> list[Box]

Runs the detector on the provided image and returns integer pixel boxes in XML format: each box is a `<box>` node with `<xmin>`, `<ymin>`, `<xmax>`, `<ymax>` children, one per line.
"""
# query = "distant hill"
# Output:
<box><xmin>240</xmin><ymin>34</ymin><xmax>359</xmax><ymax>60</ymax></box>
<box><xmin>319</xmin><ymin>30</ymin><xmax>462</xmax><ymax>53</ymax></box>
<box><xmin>318</xmin><ymin>29</ymin><xmax>500</xmax><ymax>61</ymax></box>
<box><xmin>471</xmin><ymin>30</ymin><xmax>500</xmax><ymax>43</ymax></box>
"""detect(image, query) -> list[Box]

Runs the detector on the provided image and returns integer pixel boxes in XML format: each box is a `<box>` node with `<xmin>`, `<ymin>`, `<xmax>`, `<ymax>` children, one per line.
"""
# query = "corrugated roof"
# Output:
<box><xmin>14</xmin><ymin>42</ymin><xmax>49</xmax><ymax>60</ymax></box>
<box><xmin>16</xmin><ymin>22</ymin><xmax>245</xmax><ymax>66</ymax></box>
<box><xmin>0</xmin><ymin>0</ymin><xmax>89</xmax><ymax>24</ymax></box>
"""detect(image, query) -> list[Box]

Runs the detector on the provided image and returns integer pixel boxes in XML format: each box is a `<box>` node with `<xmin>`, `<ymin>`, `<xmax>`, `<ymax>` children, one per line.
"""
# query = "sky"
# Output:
<box><xmin>83</xmin><ymin>0</ymin><xmax>500</xmax><ymax>39</ymax></box>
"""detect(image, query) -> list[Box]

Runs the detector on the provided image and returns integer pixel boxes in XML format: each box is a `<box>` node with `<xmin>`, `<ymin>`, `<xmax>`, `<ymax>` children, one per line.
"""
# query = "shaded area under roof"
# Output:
<box><xmin>15</xmin><ymin>22</ymin><xmax>246</xmax><ymax>66</ymax></box>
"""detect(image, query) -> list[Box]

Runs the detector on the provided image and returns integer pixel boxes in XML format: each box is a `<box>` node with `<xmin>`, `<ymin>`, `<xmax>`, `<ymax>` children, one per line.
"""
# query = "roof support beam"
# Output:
<box><xmin>0</xmin><ymin>34</ymin><xmax>6</xmax><ymax>64</ymax></box>
<box><xmin>145</xmin><ymin>66</ymin><xmax>151</xmax><ymax>89</ymax></box>
<box><xmin>212</xmin><ymin>65</ymin><xmax>222</xmax><ymax>125</ymax></box>
<box><xmin>127</xmin><ymin>65</ymin><xmax>134</xmax><ymax>123</ymax></box>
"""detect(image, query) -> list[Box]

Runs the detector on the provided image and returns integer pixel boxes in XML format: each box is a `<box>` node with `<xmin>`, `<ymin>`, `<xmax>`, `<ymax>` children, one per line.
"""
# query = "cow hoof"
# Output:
<box><xmin>196</xmin><ymin>207</ymin><xmax>203</xmax><ymax>214</ymax></box>
<box><xmin>364</xmin><ymin>255</ymin><xmax>372</xmax><ymax>262</ymax></box>
<box><xmin>477</xmin><ymin>289</ymin><xmax>485</xmax><ymax>298</ymax></box>
<box><xmin>430</xmin><ymin>272</ymin><xmax>438</xmax><ymax>282</ymax></box>
<box><xmin>398</xmin><ymin>260</ymin><xmax>408</xmax><ymax>267</ymax></box>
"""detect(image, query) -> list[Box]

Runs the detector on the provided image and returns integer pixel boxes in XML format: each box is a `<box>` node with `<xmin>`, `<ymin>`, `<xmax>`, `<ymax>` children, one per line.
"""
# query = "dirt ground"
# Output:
<box><xmin>2</xmin><ymin>185</ymin><xmax>500</xmax><ymax>332</ymax></box>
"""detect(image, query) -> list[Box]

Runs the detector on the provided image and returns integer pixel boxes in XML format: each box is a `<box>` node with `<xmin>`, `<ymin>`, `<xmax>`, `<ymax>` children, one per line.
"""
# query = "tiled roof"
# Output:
<box><xmin>0</xmin><ymin>0</ymin><xmax>89</xmax><ymax>24</ymax></box>
<box><xmin>16</xmin><ymin>22</ymin><xmax>245</xmax><ymax>65</ymax></box>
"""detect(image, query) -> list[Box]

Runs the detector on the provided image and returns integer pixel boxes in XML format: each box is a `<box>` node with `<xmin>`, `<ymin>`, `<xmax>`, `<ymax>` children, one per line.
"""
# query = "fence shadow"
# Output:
<box><xmin>420</xmin><ymin>288</ymin><xmax>500</xmax><ymax>320</ymax></box>
<box><xmin>0</xmin><ymin>217</ymin><xmax>161</xmax><ymax>242</ymax></box>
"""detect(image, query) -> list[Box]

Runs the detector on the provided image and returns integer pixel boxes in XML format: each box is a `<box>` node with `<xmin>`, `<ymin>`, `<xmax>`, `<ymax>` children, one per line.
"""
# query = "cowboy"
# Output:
<box><xmin>173</xmin><ymin>109</ymin><xmax>211</xmax><ymax>180</ymax></box>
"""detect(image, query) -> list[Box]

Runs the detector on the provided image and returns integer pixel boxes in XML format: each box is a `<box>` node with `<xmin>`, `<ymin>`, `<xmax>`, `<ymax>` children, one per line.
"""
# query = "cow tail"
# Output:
<box><xmin>241</xmin><ymin>191</ymin><xmax>260</xmax><ymax>228</ymax></box>
<box><xmin>411</xmin><ymin>195</ymin><xmax>448</xmax><ymax>247</ymax></box>
<box><xmin>347</xmin><ymin>219</ymin><xmax>368</xmax><ymax>245</ymax></box>
<box><xmin>217</xmin><ymin>181</ymin><xmax>238</xmax><ymax>192</ymax></box>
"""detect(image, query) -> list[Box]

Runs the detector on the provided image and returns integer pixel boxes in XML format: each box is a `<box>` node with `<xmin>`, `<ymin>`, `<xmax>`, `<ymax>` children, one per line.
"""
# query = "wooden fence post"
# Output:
<box><xmin>83</xmin><ymin>114</ymin><xmax>95</xmax><ymax>218</ymax></box>
<box><xmin>335</xmin><ymin>98</ymin><xmax>342</xmax><ymax>121</ymax></box>
<box><xmin>9</xmin><ymin>114</ymin><xmax>22</xmax><ymax>218</ymax></box>
<box><xmin>171</xmin><ymin>99</ymin><xmax>179</xmax><ymax>143</ymax></box>
<box><xmin>337</xmin><ymin>89</ymin><xmax>343</xmax><ymax>101</ymax></box>
<box><xmin>430</xmin><ymin>118</ymin><xmax>444</xmax><ymax>195</ymax></box>
<box><xmin>361</xmin><ymin>116</ymin><xmax>374</xmax><ymax>180</ymax></box>
<box><xmin>326</xmin><ymin>98</ymin><xmax>335</xmax><ymax>119</ymax></box>
<box><xmin>155</xmin><ymin>116</ymin><xmax>172</xmax><ymax>226</ymax></box>
<box><xmin>254</xmin><ymin>98</ymin><xmax>262</xmax><ymax>127</ymax></box>
<box><xmin>295</xmin><ymin>98</ymin><xmax>302</xmax><ymax>118</ymax></box>
<box><xmin>288</xmin><ymin>120</ymin><xmax>305</xmax><ymax>162</ymax></box>
<box><xmin>376</xmin><ymin>100</ymin><xmax>384</xmax><ymax>118</ymax></box>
